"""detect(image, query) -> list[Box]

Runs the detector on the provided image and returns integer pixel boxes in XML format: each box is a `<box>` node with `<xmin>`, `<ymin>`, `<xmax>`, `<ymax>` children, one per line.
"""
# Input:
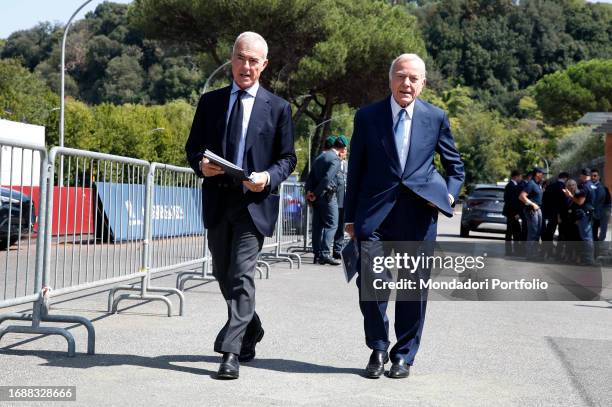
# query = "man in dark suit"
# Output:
<box><xmin>185</xmin><ymin>32</ymin><xmax>296</xmax><ymax>379</ymax></box>
<box><xmin>344</xmin><ymin>54</ymin><xmax>464</xmax><ymax>379</ymax></box>
<box><xmin>503</xmin><ymin>170</ymin><xmax>523</xmax><ymax>256</ymax></box>
<box><xmin>305</xmin><ymin>135</ymin><xmax>344</xmax><ymax>265</ymax></box>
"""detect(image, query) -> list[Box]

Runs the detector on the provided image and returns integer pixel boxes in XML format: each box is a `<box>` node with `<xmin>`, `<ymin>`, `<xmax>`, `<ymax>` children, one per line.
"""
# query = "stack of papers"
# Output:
<box><xmin>204</xmin><ymin>150</ymin><xmax>250</xmax><ymax>181</ymax></box>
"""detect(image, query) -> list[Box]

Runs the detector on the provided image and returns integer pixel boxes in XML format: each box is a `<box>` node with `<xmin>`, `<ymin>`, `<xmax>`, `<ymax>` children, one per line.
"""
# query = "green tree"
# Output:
<box><xmin>1</xmin><ymin>22</ymin><xmax>60</xmax><ymax>70</ymax></box>
<box><xmin>101</xmin><ymin>54</ymin><xmax>145</xmax><ymax>104</ymax></box>
<box><xmin>0</xmin><ymin>59</ymin><xmax>58</xmax><ymax>129</ymax></box>
<box><xmin>413</xmin><ymin>0</ymin><xmax>612</xmax><ymax>114</ymax></box>
<box><xmin>130</xmin><ymin>0</ymin><xmax>426</xmax><ymax>169</ymax></box>
<box><xmin>532</xmin><ymin>59</ymin><xmax>612</xmax><ymax>125</ymax></box>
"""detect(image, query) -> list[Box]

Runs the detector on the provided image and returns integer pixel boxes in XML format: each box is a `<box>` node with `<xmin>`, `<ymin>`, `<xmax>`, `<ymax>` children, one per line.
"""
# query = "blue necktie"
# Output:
<box><xmin>394</xmin><ymin>109</ymin><xmax>406</xmax><ymax>166</ymax></box>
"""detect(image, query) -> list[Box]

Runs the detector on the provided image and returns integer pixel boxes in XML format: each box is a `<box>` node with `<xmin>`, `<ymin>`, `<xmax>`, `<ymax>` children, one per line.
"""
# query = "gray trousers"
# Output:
<box><xmin>208</xmin><ymin>196</ymin><xmax>264</xmax><ymax>355</ymax></box>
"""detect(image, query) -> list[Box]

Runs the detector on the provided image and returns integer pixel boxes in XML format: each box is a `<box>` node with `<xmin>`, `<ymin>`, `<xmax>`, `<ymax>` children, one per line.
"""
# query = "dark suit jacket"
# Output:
<box><xmin>185</xmin><ymin>85</ymin><xmax>296</xmax><ymax>237</ymax></box>
<box><xmin>305</xmin><ymin>150</ymin><xmax>341</xmax><ymax>199</ymax></box>
<box><xmin>345</xmin><ymin>97</ymin><xmax>464</xmax><ymax>240</ymax></box>
<box><xmin>542</xmin><ymin>180</ymin><xmax>566</xmax><ymax>220</ymax></box>
<box><xmin>503</xmin><ymin>180</ymin><xmax>522</xmax><ymax>217</ymax></box>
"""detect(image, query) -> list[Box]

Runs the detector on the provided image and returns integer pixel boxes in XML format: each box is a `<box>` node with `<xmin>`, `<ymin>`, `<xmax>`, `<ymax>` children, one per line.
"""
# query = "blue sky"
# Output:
<box><xmin>1</xmin><ymin>0</ymin><xmax>611</xmax><ymax>39</ymax></box>
<box><xmin>1</xmin><ymin>0</ymin><xmax>133</xmax><ymax>39</ymax></box>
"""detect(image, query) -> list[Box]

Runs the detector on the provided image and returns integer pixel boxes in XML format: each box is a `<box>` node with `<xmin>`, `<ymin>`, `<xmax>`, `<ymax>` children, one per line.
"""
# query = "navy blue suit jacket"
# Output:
<box><xmin>185</xmin><ymin>85</ymin><xmax>297</xmax><ymax>237</ymax></box>
<box><xmin>345</xmin><ymin>97</ymin><xmax>464</xmax><ymax>240</ymax></box>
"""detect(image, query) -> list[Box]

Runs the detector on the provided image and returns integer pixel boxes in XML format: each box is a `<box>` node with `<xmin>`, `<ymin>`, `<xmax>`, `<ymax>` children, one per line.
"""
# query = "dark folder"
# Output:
<box><xmin>342</xmin><ymin>239</ymin><xmax>359</xmax><ymax>283</ymax></box>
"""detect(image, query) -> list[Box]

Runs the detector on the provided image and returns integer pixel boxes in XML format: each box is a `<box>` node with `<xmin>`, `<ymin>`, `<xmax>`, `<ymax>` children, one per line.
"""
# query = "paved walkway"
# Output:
<box><xmin>1</xmin><ymin>253</ymin><xmax>611</xmax><ymax>406</ymax></box>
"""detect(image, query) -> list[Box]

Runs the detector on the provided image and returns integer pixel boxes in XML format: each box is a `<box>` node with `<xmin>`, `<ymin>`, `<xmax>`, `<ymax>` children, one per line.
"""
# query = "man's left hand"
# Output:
<box><xmin>243</xmin><ymin>172</ymin><xmax>268</xmax><ymax>192</ymax></box>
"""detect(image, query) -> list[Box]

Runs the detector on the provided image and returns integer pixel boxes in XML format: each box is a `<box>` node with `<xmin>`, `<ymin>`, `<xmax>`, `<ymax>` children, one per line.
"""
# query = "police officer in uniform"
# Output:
<box><xmin>519</xmin><ymin>167</ymin><xmax>545</xmax><ymax>259</ymax></box>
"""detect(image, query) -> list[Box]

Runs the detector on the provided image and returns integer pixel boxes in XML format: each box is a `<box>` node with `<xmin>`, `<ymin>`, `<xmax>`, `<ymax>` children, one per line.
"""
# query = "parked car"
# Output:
<box><xmin>460</xmin><ymin>184</ymin><xmax>506</xmax><ymax>237</ymax></box>
<box><xmin>0</xmin><ymin>187</ymin><xmax>36</xmax><ymax>248</ymax></box>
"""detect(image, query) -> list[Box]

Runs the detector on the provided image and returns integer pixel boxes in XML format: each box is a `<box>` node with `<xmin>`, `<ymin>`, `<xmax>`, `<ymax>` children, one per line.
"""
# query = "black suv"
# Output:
<box><xmin>0</xmin><ymin>187</ymin><xmax>36</xmax><ymax>248</ymax></box>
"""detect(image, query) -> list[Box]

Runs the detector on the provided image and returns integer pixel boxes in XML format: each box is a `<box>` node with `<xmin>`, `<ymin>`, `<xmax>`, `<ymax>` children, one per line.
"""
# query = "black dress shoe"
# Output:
<box><xmin>318</xmin><ymin>255</ymin><xmax>341</xmax><ymax>266</ymax></box>
<box><xmin>217</xmin><ymin>352</ymin><xmax>239</xmax><ymax>380</ymax></box>
<box><xmin>365</xmin><ymin>350</ymin><xmax>389</xmax><ymax>379</ymax></box>
<box><xmin>313</xmin><ymin>255</ymin><xmax>319</xmax><ymax>264</ymax></box>
<box><xmin>332</xmin><ymin>251</ymin><xmax>342</xmax><ymax>260</ymax></box>
<box><xmin>239</xmin><ymin>327</ymin><xmax>264</xmax><ymax>362</ymax></box>
<box><xmin>387</xmin><ymin>357</ymin><xmax>410</xmax><ymax>379</ymax></box>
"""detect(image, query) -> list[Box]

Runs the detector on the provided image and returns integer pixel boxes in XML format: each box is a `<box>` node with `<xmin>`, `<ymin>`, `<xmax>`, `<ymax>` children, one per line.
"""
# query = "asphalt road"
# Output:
<box><xmin>0</xmin><ymin>209</ymin><xmax>610</xmax><ymax>406</ymax></box>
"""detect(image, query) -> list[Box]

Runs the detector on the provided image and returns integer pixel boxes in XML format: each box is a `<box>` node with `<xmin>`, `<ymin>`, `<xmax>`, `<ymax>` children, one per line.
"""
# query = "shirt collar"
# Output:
<box><xmin>390</xmin><ymin>96</ymin><xmax>416</xmax><ymax>121</ymax></box>
<box><xmin>231</xmin><ymin>81</ymin><xmax>259</xmax><ymax>98</ymax></box>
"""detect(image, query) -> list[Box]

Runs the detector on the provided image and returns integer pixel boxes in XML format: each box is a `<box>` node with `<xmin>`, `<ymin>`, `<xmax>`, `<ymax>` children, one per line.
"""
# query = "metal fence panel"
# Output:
<box><xmin>0</xmin><ymin>139</ymin><xmax>48</xmax><ymax>308</ymax></box>
<box><xmin>43</xmin><ymin>147</ymin><xmax>150</xmax><ymax>296</ymax></box>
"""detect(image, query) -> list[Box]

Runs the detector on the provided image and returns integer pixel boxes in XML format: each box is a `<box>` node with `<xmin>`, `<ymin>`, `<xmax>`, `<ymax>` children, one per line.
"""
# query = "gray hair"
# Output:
<box><xmin>388</xmin><ymin>53</ymin><xmax>426</xmax><ymax>81</ymax></box>
<box><xmin>566</xmin><ymin>179</ymin><xmax>577</xmax><ymax>189</ymax></box>
<box><xmin>232</xmin><ymin>31</ymin><xmax>268</xmax><ymax>59</ymax></box>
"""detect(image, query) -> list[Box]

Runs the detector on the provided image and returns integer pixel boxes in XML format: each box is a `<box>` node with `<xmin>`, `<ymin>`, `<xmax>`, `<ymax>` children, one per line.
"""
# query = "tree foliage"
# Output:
<box><xmin>130</xmin><ymin>0</ymin><xmax>425</xmax><ymax>163</ymax></box>
<box><xmin>414</xmin><ymin>0</ymin><xmax>612</xmax><ymax>114</ymax></box>
<box><xmin>532</xmin><ymin>58</ymin><xmax>612</xmax><ymax>125</ymax></box>
<box><xmin>1</xmin><ymin>2</ymin><xmax>204</xmax><ymax>105</ymax></box>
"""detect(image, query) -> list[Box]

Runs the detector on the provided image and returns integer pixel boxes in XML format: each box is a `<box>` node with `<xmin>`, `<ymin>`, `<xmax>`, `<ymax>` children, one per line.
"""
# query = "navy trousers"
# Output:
<box><xmin>356</xmin><ymin>189</ymin><xmax>437</xmax><ymax>365</ymax></box>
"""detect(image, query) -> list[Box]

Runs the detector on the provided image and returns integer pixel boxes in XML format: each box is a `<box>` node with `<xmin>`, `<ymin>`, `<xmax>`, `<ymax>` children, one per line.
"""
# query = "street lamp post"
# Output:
<box><xmin>60</xmin><ymin>0</ymin><xmax>93</xmax><ymax>150</ymax></box>
<box><xmin>201</xmin><ymin>60</ymin><xmax>231</xmax><ymax>95</ymax></box>
<box><xmin>59</xmin><ymin>0</ymin><xmax>93</xmax><ymax>187</ymax></box>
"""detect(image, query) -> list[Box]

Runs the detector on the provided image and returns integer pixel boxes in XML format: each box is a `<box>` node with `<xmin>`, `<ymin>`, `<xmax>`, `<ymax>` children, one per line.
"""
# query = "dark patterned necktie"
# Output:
<box><xmin>226</xmin><ymin>90</ymin><xmax>246</xmax><ymax>164</ymax></box>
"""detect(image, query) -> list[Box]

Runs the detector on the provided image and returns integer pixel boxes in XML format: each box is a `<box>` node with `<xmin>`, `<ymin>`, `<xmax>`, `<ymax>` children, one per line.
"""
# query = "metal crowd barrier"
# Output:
<box><xmin>258</xmin><ymin>182</ymin><xmax>304</xmax><ymax>272</ymax></box>
<box><xmin>0</xmin><ymin>141</ymin><xmax>94</xmax><ymax>357</ymax></box>
<box><xmin>0</xmin><ymin>139</ymin><xmax>303</xmax><ymax>356</ymax></box>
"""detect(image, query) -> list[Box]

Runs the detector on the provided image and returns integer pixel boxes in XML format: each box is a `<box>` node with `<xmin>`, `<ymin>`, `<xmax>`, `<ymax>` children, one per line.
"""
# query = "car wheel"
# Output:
<box><xmin>460</xmin><ymin>225</ymin><xmax>470</xmax><ymax>238</ymax></box>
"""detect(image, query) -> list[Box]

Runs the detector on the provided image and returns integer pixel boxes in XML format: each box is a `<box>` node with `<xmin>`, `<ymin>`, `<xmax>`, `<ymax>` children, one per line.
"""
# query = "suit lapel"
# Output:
<box><xmin>244</xmin><ymin>87</ymin><xmax>270</xmax><ymax>156</ymax></box>
<box><xmin>379</xmin><ymin>97</ymin><xmax>402</xmax><ymax>174</ymax></box>
<box><xmin>217</xmin><ymin>86</ymin><xmax>231</xmax><ymax>157</ymax></box>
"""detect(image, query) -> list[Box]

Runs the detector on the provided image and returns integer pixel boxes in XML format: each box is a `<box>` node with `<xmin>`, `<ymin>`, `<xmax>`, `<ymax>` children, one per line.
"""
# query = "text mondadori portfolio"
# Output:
<box><xmin>372</xmin><ymin>278</ymin><xmax>549</xmax><ymax>291</ymax></box>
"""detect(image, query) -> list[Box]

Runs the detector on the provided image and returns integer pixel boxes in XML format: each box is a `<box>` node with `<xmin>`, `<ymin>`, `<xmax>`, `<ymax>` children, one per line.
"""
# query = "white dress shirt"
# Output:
<box><xmin>226</xmin><ymin>81</ymin><xmax>259</xmax><ymax>168</ymax></box>
<box><xmin>390</xmin><ymin>96</ymin><xmax>415</xmax><ymax>172</ymax></box>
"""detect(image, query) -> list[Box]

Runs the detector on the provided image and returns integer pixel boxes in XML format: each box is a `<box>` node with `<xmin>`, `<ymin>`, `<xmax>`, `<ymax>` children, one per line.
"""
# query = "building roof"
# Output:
<box><xmin>577</xmin><ymin>112</ymin><xmax>612</xmax><ymax>133</ymax></box>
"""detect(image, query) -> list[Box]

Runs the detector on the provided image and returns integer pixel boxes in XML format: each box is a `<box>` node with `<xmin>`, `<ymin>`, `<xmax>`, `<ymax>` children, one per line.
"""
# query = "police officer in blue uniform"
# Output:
<box><xmin>519</xmin><ymin>167</ymin><xmax>545</xmax><ymax>259</ymax></box>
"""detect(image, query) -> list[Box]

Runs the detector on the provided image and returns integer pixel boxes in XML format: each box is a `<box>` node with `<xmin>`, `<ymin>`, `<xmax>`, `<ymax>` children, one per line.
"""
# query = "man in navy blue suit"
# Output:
<box><xmin>344</xmin><ymin>54</ymin><xmax>464</xmax><ymax>379</ymax></box>
<box><xmin>185</xmin><ymin>32</ymin><xmax>296</xmax><ymax>379</ymax></box>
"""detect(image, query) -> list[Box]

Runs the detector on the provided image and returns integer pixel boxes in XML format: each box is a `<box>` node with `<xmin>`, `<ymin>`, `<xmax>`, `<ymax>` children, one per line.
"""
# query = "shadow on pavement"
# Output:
<box><xmin>0</xmin><ymin>350</ymin><xmax>364</xmax><ymax>377</ymax></box>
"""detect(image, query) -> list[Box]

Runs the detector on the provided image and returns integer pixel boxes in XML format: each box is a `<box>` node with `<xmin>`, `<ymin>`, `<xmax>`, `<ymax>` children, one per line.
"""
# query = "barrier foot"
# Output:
<box><xmin>145</xmin><ymin>287</ymin><xmax>185</xmax><ymax>316</ymax></box>
<box><xmin>42</xmin><ymin>314</ymin><xmax>95</xmax><ymax>355</ymax></box>
<box><xmin>256</xmin><ymin>260</ymin><xmax>270</xmax><ymax>279</ymax></box>
<box><xmin>0</xmin><ymin>325</ymin><xmax>76</xmax><ymax>357</ymax></box>
<box><xmin>260</xmin><ymin>253</ymin><xmax>294</xmax><ymax>269</ymax></box>
<box><xmin>279</xmin><ymin>252</ymin><xmax>302</xmax><ymax>268</ymax></box>
<box><xmin>107</xmin><ymin>284</ymin><xmax>138</xmax><ymax>313</ymax></box>
<box><xmin>176</xmin><ymin>272</ymin><xmax>215</xmax><ymax>291</ymax></box>
<box><xmin>108</xmin><ymin>285</ymin><xmax>184</xmax><ymax>316</ymax></box>
<box><xmin>112</xmin><ymin>293</ymin><xmax>173</xmax><ymax>317</ymax></box>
